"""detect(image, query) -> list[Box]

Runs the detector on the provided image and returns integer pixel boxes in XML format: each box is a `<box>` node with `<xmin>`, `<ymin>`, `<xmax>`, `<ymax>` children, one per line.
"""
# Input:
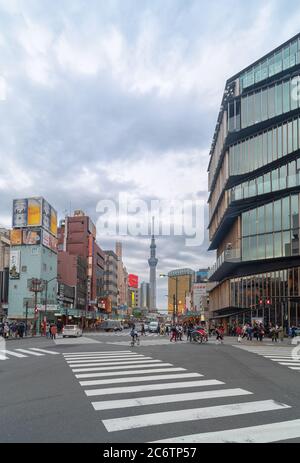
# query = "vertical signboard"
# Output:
<box><xmin>12</xmin><ymin>199</ymin><xmax>28</xmax><ymax>228</ymax></box>
<box><xmin>42</xmin><ymin>199</ymin><xmax>51</xmax><ymax>232</ymax></box>
<box><xmin>27</xmin><ymin>198</ymin><xmax>42</xmax><ymax>227</ymax></box>
<box><xmin>9</xmin><ymin>250</ymin><xmax>21</xmax><ymax>279</ymax></box>
<box><xmin>50</xmin><ymin>207</ymin><xmax>57</xmax><ymax>237</ymax></box>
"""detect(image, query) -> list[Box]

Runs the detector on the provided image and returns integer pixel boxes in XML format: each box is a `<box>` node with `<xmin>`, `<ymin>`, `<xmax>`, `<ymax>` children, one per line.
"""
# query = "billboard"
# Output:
<box><xmin>10</xmin><ymin>229</ymin><xmax>22</xmax><ymax>246</ymax></box>
<box><xmin>27</xmin><ymin>198</ymin><xmax>42</xmax><ymax>227</ymax></box>
<box><xmin>50</xmin><ymin>207</ymin><xmax>57</xmax><ymax>236</ymax></box>
<box><xmin>42</xmin><ymin>199</ymin><xmax>51</xmax><ymax>232</ymax></box>
<box><xmin>9</xmin><ymin>250</ymin><xmax>21</xmax><ymax>279</ymax></box>
<box><xmin>128</xmin><ymin>274</ymin><xmax>139</xmax><ymax>288</ymax></box>
<box><xmin>12</xmin><ymin>197</ymin><xmax>58</xmax><ymax>238</ymax></box>
<box><xmin>23</xmin><ymin>228</ymin><xmax>41</xmax><ymax>245</ymax></box>
<box><xmin>12</xmin><ymin>199</ymin><xmax>28</xmax><ymax>228</ymax></box>
<box><xmin>42</xmin><ymin>230</ymin><xmax>57</xmax><ymax>253</ymax></box>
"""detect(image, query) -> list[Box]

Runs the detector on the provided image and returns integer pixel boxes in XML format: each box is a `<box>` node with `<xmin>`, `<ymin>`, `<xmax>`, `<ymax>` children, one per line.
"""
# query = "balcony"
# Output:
<box><xmin>208</xmin><ymin>248</ymin><xmax>241</xmax><ymax>281</ymax></box>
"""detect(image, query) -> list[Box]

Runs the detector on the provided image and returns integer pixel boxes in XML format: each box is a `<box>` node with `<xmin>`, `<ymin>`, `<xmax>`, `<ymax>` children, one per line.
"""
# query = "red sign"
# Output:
<box><xmin>128</xmin><ymin>274</ymin><xmax>138</xmax><ymax>288</ymax></box>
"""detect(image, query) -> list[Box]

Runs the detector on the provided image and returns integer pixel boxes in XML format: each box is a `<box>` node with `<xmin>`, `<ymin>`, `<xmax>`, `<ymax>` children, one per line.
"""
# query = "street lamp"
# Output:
<box><xmin>160</xmin><ymin>273</ymin><xmax>178</xmax><ymax>325</ymax></box>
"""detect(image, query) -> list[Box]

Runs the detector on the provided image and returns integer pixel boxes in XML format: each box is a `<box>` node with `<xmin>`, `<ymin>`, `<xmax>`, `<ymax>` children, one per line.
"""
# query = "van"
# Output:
<box><xmin>149</xmin><ymin>321</ymin><xmax>159</xmax><ymax>333</ymax></box>
<box><xmin>98</xmin><ymin>320</ymin><xmax>123</xmax><ymax>332</ymax></box>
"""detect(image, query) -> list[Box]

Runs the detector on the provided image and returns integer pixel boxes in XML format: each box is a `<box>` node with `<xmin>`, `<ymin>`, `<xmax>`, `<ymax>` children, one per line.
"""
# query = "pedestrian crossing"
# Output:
<box><xmin>233</xmin><ymin>345</ymin><xmax>300</xmax><ymax>372</ymax></box>
<box><xmin>0</xmin><ymin>347</ymin><xmax>60</xmax><ymax>361</ymax></box>
<box><xmin>63</xmin><ymin>349</ymin><xmax>300</xmax><ymax>442</ymax></box>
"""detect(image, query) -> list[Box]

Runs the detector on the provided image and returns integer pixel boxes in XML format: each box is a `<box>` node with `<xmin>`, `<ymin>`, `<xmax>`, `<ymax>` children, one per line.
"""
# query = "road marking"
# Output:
<box><xmin>0</xmin><ymin>353</ymin><xmax>9</xmax><ymax>360</ymax></box>
<box><xmin>76</xmin><ymin>367</ymin><xmax>186</xmax><ymax>378</ymax></box>
<box><xmin>0</xmin><ymin>349</ymin><xmax>27</xmax><ymax>358</ymax></box>
<box><xmin>71</xmin><ymin>361</ymin><xmax>166</xmax><ymax>372</ymax></box>
<box><xmin>15</xmin><ymin>349</ymin><xmax>44</xmax><ymax>356</ymax></box>
<box><xmin>152</xmin><ymin>419</ymin><xmax>300</xmax><ymax>443</ymax></box>
<box><xmin>29</xmin><ymin>348</ymin><xmax>60</xmax><ymax>355</ymax></box>
<box><xmin>63</xmin><ymin>350</ymin><xmax>133</xmax><ymax>355</ymax></box>
<box><xmin>85</xmin><ymin>379</ymin><xmax>224</xmax><ymax>397</ymax></box>
<box><xmin>66</xmin><ymin>355</ymin><xmax>145</xmax><ymax>363</ymax></box>
<box><xmin>79</xmin><ymin>372</ymin><xmax>202</xmax><ymax>387</ymax></box>
<box><xmin>288</xmin><ymin>367</ymin><xmax>300</xmax><ymax>370</ymax></box>
<box><xmin>278</xmin><ymin>362</ymin><xmax>300</xmax><ymax>366</ymax></box>
<box><xmin>103</xmin><ymin>400</ymin><xmax>290</xmax><ymax>432</ymax></box>
<box><xmin>68</xmin><ymin>358</ymin><xmax>154</xmax><ymax>368</ymax></box>
<box><xmin>65</xmin><ymin>354</ymin><xmax>144</xmax><ymax>362</ymax></box>
<box><xmin>91</xmin><ymin>388</ymin><xmax>253</xmax><ymax>411</ymax></box>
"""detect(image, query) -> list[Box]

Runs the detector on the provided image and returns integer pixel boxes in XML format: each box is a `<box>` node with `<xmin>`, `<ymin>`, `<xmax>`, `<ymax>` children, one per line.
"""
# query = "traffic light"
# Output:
<box><xmin>266</xmin><ymin>298</ymin><xmax>271</xmax><ymax>305</ymax></box>
<box><xmin>259</xmin><ymin>299</ymin><xmax>263</xmax><ymax>305</ymax></box>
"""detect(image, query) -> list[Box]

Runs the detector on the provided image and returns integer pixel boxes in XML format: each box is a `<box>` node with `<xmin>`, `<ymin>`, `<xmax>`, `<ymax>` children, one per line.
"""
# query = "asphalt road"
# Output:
<box><xmin>1</xmin><ymin>332</ymin><xmax>300</xmax><ymax>443</ymax></box>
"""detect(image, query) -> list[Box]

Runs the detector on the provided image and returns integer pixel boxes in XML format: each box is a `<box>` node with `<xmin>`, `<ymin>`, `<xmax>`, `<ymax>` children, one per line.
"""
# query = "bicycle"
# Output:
<box><xmin>130</xmin><ymin>334</ymin><xmax>140</xmax><ymax>347</ymax></box>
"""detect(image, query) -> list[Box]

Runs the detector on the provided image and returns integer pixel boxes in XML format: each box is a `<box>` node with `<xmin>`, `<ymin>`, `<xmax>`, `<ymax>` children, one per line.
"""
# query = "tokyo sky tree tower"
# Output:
<box><xmin>148</xmin><ymin>217</ymin><xmax>158</xmax><ymax>311</ymax></box>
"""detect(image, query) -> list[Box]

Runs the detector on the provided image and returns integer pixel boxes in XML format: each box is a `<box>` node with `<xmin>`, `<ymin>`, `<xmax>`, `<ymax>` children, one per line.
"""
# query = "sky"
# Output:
<box><xmin>0</xmin><ymin>0</ymin><xmax>300</xmax><ymax>310</ymax></box>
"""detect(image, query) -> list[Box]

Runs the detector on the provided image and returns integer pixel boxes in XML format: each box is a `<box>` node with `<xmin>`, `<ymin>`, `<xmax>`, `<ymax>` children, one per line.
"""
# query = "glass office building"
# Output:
<box><xmin>208</xmin><ymin>34</ymin><xmax>300</xmax><ymax>331</ymax></box>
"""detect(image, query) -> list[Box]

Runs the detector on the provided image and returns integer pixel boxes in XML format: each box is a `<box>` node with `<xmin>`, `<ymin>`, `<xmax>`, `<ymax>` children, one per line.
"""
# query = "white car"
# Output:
<box><xmin>62</xmin><ymin>325</ymin><xmax>82</xmax><ymax>338</ymax></box>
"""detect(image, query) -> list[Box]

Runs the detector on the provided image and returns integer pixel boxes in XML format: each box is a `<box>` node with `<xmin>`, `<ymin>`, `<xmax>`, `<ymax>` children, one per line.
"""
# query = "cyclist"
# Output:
<box><xmin>130</xmin><ymin>325</ymin><xmax>140</xmax><ymax>346</ymax></box>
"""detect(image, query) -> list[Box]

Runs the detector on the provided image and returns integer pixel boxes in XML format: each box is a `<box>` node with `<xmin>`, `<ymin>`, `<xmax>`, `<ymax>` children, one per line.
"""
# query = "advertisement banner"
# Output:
<box><xmin>50</xmin><ymin>207</ymin><xmax>57</xmax><ymax>236</ymax></box>
<box><xmin>128</xmin><ymin>274</ymin><xmax>139</xmax><ymax>288</ymax></box>
<box><xmin>42</xmin><ymin>229</ymin><xmax>51</xmax><ymax>249</ymax></box>
<box><xmin>10</xmin><ymin>229</ymin><xmax>22</xmax><ymax>245</ymax></box>
<box><xmin>27</xmin><ymin>198</ymin><xmax>42</xmax><ymax>227</ymax></box>
<box><xmin>23</xmin><ymin>228</ymin><xmax>41</xmax><ymax>245</ymax></box>
<box><xmin>42</xmin><ymin>199</ymin><xmax>51</xmax><ymax>232</ymax></box>
<box><xmin>49</xmin><ymin>234</ymin><xmax>58</xmax><ymax>253</ymax></box>
<box><xmin>12</xmin><ymin>199</ymin><xmax>28</xmax><ymax>228</ymax></box>
<box><xmin>9</xmin><ymin>250</ymin><xmax>21</xmax><ymax>279</ymax></box>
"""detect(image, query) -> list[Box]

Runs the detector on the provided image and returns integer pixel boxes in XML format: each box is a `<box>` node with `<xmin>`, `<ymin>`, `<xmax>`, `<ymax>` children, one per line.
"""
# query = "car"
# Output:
<box><xmin>144</xmin><ymin>323</ymin><xmax>149</xmax><ymax>332</ymax></box>
<box><xmin>148</xmin><ymin>321</ymin><xmax>159</xmax><ymax>333</ymax></box>
<box><xmin>62</xmin><ymin>325</ymin><xmax>82</xmax><ymax>338</ymax></box>
<box><xmin>98</xmin><ymin>320</ymin><xmax>123</xmax><ymax>332</ymax></box>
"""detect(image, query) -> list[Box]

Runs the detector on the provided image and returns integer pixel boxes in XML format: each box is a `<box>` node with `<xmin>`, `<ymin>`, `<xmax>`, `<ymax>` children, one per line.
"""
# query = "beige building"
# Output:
<box><xmin>115</xmin><ymin>242</ymin><xmax>128</xmax><ymax>307</ymax></box>
<box><xmin>168</xmin><ymin>269</ymin><xmax>195</xmax><ymax>318</ymax></box>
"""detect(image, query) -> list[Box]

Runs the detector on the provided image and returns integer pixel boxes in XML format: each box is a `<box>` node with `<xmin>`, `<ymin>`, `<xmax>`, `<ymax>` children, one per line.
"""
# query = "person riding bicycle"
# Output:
<box><xmin>130</xmin><ymin>325</ymin><xmax>139</xmax><ymax>343</ymax></box>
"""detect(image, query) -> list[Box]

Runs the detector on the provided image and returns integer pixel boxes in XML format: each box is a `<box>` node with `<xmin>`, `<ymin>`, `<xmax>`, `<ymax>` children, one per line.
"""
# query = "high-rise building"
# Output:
<box><xmin>148</xmin><ymin>220</ymin><xmax>158</xmax><ymax>310</ymax></box>
<box><xmin>57</xmin><ymin>211</ymin><xmax>105</xmax><ymax>314</ymax></box>
<box><xmin>115</xmin><ymin>242</ymin><xmax>128</xmax><ymax>307</ymax></box>
<box><xmin>168</xmin><ymin>268</ymin><xmax>195</xmax><ymax>318</ymax></box>
<box><xmin>140</xmin><ymin>281</ymin><xmax>150</xmax><ymax>311</ymax></box>
<box><xmin>8</xmin><ymin>197</ymin><xmax>58</xmax><ymax>321</ymax></box>
<box><xmin>103</xmin><ymin>250</ymin><xmax>118</xmax><ymax>309</ymax></box>
<box><xmin>208</xmin><ymin>34</ymin><xmax>300</xmax><ymax>331</ymax></box>
<box><xmin>0</xmin><ymin>228</ymin><xmax>10</xmax><ymax>320</ymax></box>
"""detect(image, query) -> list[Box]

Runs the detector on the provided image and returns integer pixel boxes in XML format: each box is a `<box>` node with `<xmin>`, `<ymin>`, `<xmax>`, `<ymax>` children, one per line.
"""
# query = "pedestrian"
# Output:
<box><xmin>216</xmin><ymin>326</ymin><xmax>224</xmax><ymax>343</ymax></box>
<box><xmin>3</xmin><ymin>322</ymin><xmax>9</xmax><ymax>339</ymax></box>
<box><xmin>178</xmin><ymin>325</ymin><xmax>183</xmax><ymax>341</ymax></box>
<box><xmin>50</xmin><ymin>324</ymin><xmax>57</xmax><ymax>340</ymax></box>
<box><xmin>278</xmin><ymin>325</ymin><xmax>284</xmax><ymax>342</ymax></box>
<box><xmin>187</xmin><ymin>322</ymin><xmax>194</xmax><ymax>342</ymax></box>
<box><xmin>236</xmin><ymin>325</ymin><xmax>243</xmax><ymax>342</ymax></box>
<box><xmin>141</xmin><ymin>323</ymin><xmax>146</xmax><ymax>336</ymax></box>
<box><xmin>170</xmin><ymin>324</ymin><xmax>177</xmax><ymax>342</ymax></box>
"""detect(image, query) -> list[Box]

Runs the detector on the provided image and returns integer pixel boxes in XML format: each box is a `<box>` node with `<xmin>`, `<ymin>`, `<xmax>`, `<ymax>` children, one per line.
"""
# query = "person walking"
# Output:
<box><xmin>50</xmin><ymin>324</ymin><xmax>57</xmax><ymax>340</ymax></box>
<box><xmin>170</xmin><ymin>324</ymin><xmax>177</xmax><ymax>342</ymax></box>
<box><xmin>187</xmin><ymin>322</ymin><xmax>194</xmax><ymax>342</ymax></box>
<box><xmin>3</xmin><ymin>322</ymin><xmax>9</xmax><ymax>339</ymax></box>
<box><xmin>178</xmin><ymin>324</ymin><xmax>183</xmax><ymax>341</ymax></box>
<box><xmin>141</xmin><ymin>323</ymin><xmax>146</xmax><ymax>336</ymax></box>
<box><xmin>278</xmin><ymin>325</ymin><xmax>284</xmax><ymax>343</ymax></box>
<box><xmin>216</xmin><ymin>326</ymin><xmax>224</xmax><ymax>343</ymax></box>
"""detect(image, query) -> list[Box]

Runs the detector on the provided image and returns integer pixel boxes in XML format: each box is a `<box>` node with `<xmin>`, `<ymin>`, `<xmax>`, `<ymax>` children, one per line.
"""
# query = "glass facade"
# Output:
<box><xmin>229</xmin><ymin>115</ymin><xmax>300</xmax><ymax>175</ymax></box>
<box><xmin>240</xmin><ymin>38</ymin><xmax>300</xmax><ymax>91</ymax></box>
<box><xmin>230</xmin><ymin>268</ymin><xmax>299</xmax><ymax>327</ymax></box>
<box><xmin>241</xmin><ymin>194</ymin><xmax>300</xmax><ymax>261</ymax></box>
<box><xmin>230</xmin><ymin>158</ymin><xmax>300</xmax><ymax>201</ymax></box>
<box><xmin>208</xmin><ymin>35</ymin><xmax>300</xmax><ymax>330</ymax></box>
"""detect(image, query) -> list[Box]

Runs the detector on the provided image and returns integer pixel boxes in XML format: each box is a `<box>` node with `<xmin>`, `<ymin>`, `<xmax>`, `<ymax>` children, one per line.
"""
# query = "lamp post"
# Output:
<box><xmin>160</xmin><ymin>273</ymin><xmax>178</xmax><ymax>325</ymax></box>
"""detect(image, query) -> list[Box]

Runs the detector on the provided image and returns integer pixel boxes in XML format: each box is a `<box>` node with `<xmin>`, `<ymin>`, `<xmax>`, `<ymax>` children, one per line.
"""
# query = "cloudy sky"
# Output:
<box><xmin>0</xmin><ymin>0</ymin><xmax>300</xmax><ymax>310</ymax></box>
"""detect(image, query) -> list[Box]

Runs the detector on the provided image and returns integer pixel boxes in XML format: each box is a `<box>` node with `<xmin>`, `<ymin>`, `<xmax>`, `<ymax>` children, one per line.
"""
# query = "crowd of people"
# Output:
<box><xmin>0</xmin><ymin>321</ymin><xmax>28</xmax><ymax>338</ymax></box>
<box><xmin>227</xmin><ymin>322</ymin><xmax>298</xmax><ymax>342</ymax></box>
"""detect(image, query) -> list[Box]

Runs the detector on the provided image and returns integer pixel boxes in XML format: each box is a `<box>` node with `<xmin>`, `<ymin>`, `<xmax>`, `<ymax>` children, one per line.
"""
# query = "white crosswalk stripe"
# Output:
<box><xmin>0</xmin><ymin>347</ymin><xmax>60</xmax><ymax>360</ymax></box>
<box><xmin>234</xmin><ymin>345</ymin><xmax>300</xmax><ymax>373</ymax></box>
<box><xmin>152</xmin><ymin>419</ymin><xmax>300</xmax><ymax>443</ymax></box>
<box><xmin>63</xmin><ymin>349</ymin><xmax>298</xmax><ymax>442</ymax></box>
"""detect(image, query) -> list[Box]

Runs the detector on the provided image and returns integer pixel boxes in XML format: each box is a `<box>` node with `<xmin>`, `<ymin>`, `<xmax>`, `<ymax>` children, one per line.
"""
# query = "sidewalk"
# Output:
<box><xmin>223</xmin><ymin>335</ymin><xmax>295</xmax><ymax>346</ymax></box>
